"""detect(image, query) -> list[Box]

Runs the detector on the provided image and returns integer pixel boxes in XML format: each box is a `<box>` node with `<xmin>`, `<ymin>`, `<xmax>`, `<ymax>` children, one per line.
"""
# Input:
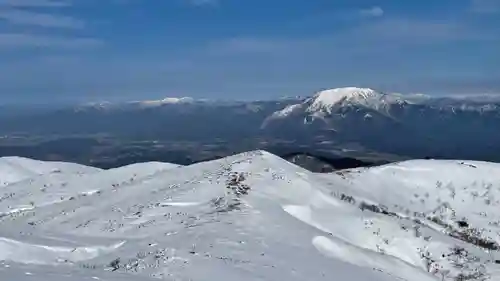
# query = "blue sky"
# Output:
<box><xmin>0</xmin><ymin>0</ymin><xmax>499</xmax><ymax>103</ymax></box>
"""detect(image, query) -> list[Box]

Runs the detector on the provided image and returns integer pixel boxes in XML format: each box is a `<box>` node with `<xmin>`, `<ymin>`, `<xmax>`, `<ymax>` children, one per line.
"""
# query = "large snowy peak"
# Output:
<box><xmin>261</xmin><ymin>87</ymin><xmax>500</xmax><ymax>161</ymax></box>
<box><xmin>308</xmin><ymin>87</ymin><xmax>395</xmax><ymax>113</ymax></box>
<box><xmin>264</xmin><ymin>87</ymin><xmax>499</xmax><ymax>124</ymax></box>
<box><xmin>267</xmin><ymin>87</ymin><xmax>412</xmax><ymax>120</ymax></box>
<box><xmin>262</xmin><ymin>87</ymin><xmax>405</xmax><ymax>131</ymax></box>
<box><xmin>260</xmin><ymin>87</ymin><xmax>407</xmax><ymax>144</ymax></box>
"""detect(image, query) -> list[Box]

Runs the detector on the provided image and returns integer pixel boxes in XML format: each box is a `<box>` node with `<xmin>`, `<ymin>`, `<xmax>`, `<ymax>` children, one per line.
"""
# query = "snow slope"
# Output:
<box><xmin>0</xmin><ymin>161</ymin><xmax>180</xmax><ymax>216</ymax></box>
<box><xmin>0</xmin><ymin>157</ymin><xmax>101</xmax><ymax>187</ymax></box>
<box><xmin>0</xmin><ymin>152</ymin><xmax>499</xmax><ymax>281</ymax></box>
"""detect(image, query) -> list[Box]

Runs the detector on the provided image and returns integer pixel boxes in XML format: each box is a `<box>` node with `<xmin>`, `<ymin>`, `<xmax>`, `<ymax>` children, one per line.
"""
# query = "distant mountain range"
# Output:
<box><xmin>1</xmin><ymin>87</ymin><xmax>499</xmax><ymax>162</ymax></box>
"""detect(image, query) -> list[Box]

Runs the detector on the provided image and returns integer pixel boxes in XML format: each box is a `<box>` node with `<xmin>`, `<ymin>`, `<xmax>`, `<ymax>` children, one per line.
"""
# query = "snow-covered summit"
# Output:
<box><xmin>309</xmin><ymin>87</ymin><xmax>383</xmax><ymax>110</ymax></box>
<box><xmin>304</xmin><ymin>87</ymin><xmax>420</xmax><ymax>115</ymax></box>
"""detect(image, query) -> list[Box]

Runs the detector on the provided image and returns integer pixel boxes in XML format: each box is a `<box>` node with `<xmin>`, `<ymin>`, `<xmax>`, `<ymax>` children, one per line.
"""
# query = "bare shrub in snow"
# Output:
<box><xmin>226</xmin><ymin>172</ymin><xmax>251</xmax><ymax>196</ymax></box>
<box><xmin>109</xmin><ymin>258</ymin><xmax>121</xmax><ymax>271</ymax></box>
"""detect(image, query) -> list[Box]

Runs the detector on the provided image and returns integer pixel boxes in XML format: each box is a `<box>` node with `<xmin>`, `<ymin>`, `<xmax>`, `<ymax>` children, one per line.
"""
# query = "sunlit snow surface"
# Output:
<box><xmin>1</xmin><ymin>153</ymin><xmax>499</xmax><ymax>281</ymax></box>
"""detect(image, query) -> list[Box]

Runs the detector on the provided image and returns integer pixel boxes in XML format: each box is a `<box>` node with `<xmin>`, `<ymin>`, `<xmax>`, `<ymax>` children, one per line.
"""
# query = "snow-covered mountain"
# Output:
<box><xmin>76</xmin><ymin>96</ymin><xmax>293</xmax><ymax>112</ymax></box>
<box><xmin>263</xmin><ymin>86</ymin><xmax>500</xmax><ymax>122</ymax></box>
<box><xmin>2</xmin><ymin>87</ymin><xmax>500</xmax><ymax>162</ymax></box>
<box><xmin>264</xmin><ymin>87</ymin><xmax>429</xmax><ymax>121</ymax></box>
<box><xmin>261</xmin><ymin>87</ymin><xmax>500</xmax><ymax>160</ymax></box>
<box><xmin>1</xmin><ymin>152</ymin><xmax>500</xmax><ymax>281</ymax></box>
<box><xmin>76</xmin><ymin>97</ymin><xmax>198</xmax><ymax>112</ymax></box>
<box><xmin>306</xmin><ymin>87</ymin><xmax>405</xmax><ymax>114</ymax></box>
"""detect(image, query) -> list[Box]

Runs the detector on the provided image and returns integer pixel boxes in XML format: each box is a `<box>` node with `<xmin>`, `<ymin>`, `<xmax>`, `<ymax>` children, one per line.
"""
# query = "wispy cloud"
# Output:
<box><xmin>0</xmin><ymin>0</ymin><xmax>70</xmax><ymax>7</ymax></box>
<box><xmin>353</xmin><ymin>19</ymin><xmax>464</xmax><ymax>42</ymax></box>
<box><xmin>187</xmin><ymin>0</ymin><xmax>218</xmax><ymax>6</ymax></box>
<box><xmin>359</xmin><ymin>6</ymin><xmax>384</xmax><ymax>18</ymax></box>
<box><xmin>208</xmin><ymin>17</ymin><xmax>492</xmax><ymax>57</ymax></box>
<box><xmin>0</xmin><ymin>33</ymin><xmax>102</xmax><ymax>48</ymax></box>
<box><xmin>0</xmin><ymin>9</ymin><xmax>83</xmax><ymax>28</ymax></box>
<box><xmin>470</xmin><ymin>0</ymin><xmax>500</xmax><ymax>14</ymax></box>
<box><xmin>206</xmin><ymin>37</ymin><xmax>297</xmax><ymax>55</ymax></box>
<box><xmin>0</xmin><ymin>0</ymin><xmax>103</xmax><ymax>49</ymax></box>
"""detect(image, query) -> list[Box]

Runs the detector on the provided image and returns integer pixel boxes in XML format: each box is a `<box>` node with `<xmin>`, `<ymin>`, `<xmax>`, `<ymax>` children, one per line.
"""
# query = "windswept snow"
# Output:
<box><xmin>0</xmin><ymin>156</ymin><xmax>101</xmax><ymax>187</ymax></box>
<box><xmin>0</xmin><ymin>237</ymin><xmax>125</xmax><ymax>265</ymax></box>
<box><xmin>0</xmin><ymin>160</ymin><xmax>179</xmax><ymax>216</ymax></box>
<box><xmin>0</xmin><ymin>151</ymin><xmax>499</xmax><ymax>281</ymax></box>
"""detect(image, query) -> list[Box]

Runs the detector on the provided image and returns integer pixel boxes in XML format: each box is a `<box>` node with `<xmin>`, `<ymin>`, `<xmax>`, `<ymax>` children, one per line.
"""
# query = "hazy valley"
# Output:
<box><xmin>1</xmin><ymin>88</ymin><xmax>500</xmax><ymax>281</ymax></box>
<box><xmin>1</xmin><ymin>87</ymin><xmax>499</xmax><ymax>169</ymax></box>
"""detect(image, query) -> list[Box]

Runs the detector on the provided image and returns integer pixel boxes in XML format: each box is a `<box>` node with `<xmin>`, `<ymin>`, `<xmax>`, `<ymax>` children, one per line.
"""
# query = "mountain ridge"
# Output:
<box><xmin>75</xmin><ymin>87</ymin><xmax>499</xmax><ymax>110</ymax></box>
<box><xmin>1</xmin><ymin>86</ymin><xmax>500</xmax><ymax>163</ymax></box>
<box><xmin>1</xmin><ymin>151</ymin><xmax>500</xmax><ymax>280</ymax></box>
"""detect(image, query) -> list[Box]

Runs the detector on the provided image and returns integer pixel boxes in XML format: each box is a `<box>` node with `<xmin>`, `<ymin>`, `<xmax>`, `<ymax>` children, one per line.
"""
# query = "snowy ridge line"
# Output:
<box><xmin>0</xmin><ymin>156</ymin><xmax>102</xmax><ymax>187</ymax></box>
<box><xmin>0</xmin><ymin>150</ymin><xmax>500</xmax><ymax>281</ymax></box>
<box><xmin>78</xmin><ymin>86</ymin><xmax>500</xmax><ymax>111</ymax></box>
<box><xmin>0</xmin><ymin>159</ymin><xmax>180</xmax><ymax>217</ymax></box>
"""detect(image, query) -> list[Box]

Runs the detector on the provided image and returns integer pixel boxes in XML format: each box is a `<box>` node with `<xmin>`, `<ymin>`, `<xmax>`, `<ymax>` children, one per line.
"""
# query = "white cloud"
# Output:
<box><xmin>212</xmin><ymin>21</ymin><xmax>455</xmax><ymax>56</ymax></box>
<box><xmin>354</xmin><ymin>19</ymin><xmax>462</xmax><ymax>41</ymax></box>
<box><xmin>0</xmin><ymin>9</ymin><xmax>84</xmax><ymax>28</ymax></box>
<box><xmin>187</xmin><ymin>0</ymin><xmax>218</xmax><ymax>6</ymax></box>
<box><xmin>0</xmin><ymin>0</ymin><xmax>69</xmax><ymax>7</ymax></box>
<box><xmin>0</xmin><ymin>33</ymin><xmax>102</xmax><ymax>48</ymax></box>
<box><xmin>0</xmin><ymin>0</ymin><xmax>100</xmax><ymax>48</ymax></box>
<box><xmin>206</xmin><ymin>37</ymin><xmax>294</xmax><ymax>55</ymax></box>
<box><xmin>208</xmin><ymin>18</ymin><xmax>486</xmax><ymax>57</ymax></box>
<box><xmin>470</xmin><ymin>0</ymin><xmax>500</xmax><ymax>14</ymax></box>
<box><xmin>360</xmin><ymin>6</ymin><xmax>384</xmax><ymax>17</ymax></box>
